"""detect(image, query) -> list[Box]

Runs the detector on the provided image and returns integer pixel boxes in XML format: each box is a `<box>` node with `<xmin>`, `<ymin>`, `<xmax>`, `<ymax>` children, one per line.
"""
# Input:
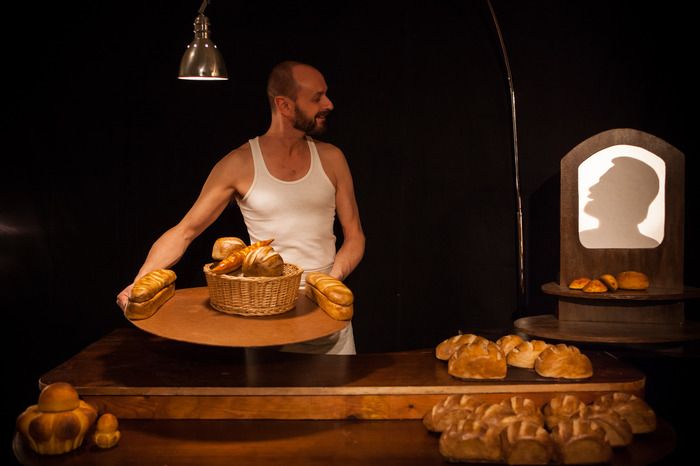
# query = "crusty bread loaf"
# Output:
<box><xmin>551</xmin><ymin>418</ymin><xmax>612</xmax><ymax>465</ymax></box>
<box><xmin>129</xmin><ymin>269</ymin><xmax>176</xmax><ymax>303</ymax></box>
<box><xmin>568</xmin><ymin>277</ymin><xmax>591</xmax><ymax>290</ymax></box>
<box><xmin>598</xmin><ymin>273</ymin><xmax>618</xmax><ymax>291</ymax></box>
<box><xmin>616</xmin><ymin>271</ymin><xmax>650</xmax><ymax>290</ymax></box>
<box><xmin>582</xmin><ymin>278</ymin><xmax>607</xmax><ymax>293</ymax></box>
<box><xmin>305</xmin><ymin>272</ymin><xmax>353</xmax><ymax>320</ymax></box>
<box><xmin>496</xmin><ymin>334</ymin><xmax>525</xmax><ymax>357</ymax></box>
<box><xmin>436</xmin><ymin>333</ymin><xmax>489</xmax><ymax>361</ymax></box>
<box><xmin>534</xmin><ymin>344</ymin><xmax>593</xmax><ymax>379</ymax></box>
<box><xmin>543</xmin><ymin>394</ymin><xmax>586</xmax><ymax>430</ymax></box>
<box><xmin>501</xmin><ymin>420</ymin><xmax>553</xmax><ymax>465</ymax></box>
<box><xmin>212</xmin><ymin>237</ymin><xmax>246</xmax><ymax>261</ymax></box>
<box><xmin>422</xmin><ymin>394</ymin><xmax>484</xmax><ymax>432</ymax></box>
<box><xmin>439</xmin><ymin>419</ymin><xmax>503</xmax><ymax>463</ymax></box>
<box><xmin>125</xmin><ymin>284</ymin><xmax>175</xmax><ymax>320</ymax></box>
<box><xmin>575</xmin><ymin>405</ymin><xmax>633</xmax><ymax>447</ymax></box>
<box><xmin>592</xmin><ymin>392</ymin><xmax>656</xmax><ymax>434</ymax></box>
<box><xmin>448</xmin><ymin>340</ymin><xmax>507</xmax><ymax>380</ymax></box>
<box><xmin>242</xmin><ymin>245</ymin><xmax>284</xmax><ymax>277</ymax></box>
<box><xmin>507</xmin><ymin>340</ymin><xmax>551</xmax><ymax>369</ymax></box>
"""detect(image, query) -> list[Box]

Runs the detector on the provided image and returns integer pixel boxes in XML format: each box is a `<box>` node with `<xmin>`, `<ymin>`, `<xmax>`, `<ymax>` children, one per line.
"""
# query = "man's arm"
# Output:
<box><xmin>116</xmin><ymin>151</ymin><xmax>246</xmax><ymax>309</ymax></box>
<box><xmin>322</xmin><ymin>145</ymin><xmax>365</xmax><ymax>281</ymax></box>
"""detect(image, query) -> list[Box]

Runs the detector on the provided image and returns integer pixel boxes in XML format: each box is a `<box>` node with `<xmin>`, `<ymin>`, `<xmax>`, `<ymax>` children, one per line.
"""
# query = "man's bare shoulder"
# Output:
<box><xmin>216</xmin><ymin>141</ymin><xmax>253</xmax><ymax>170</ymax></box>
<box><xmin>313</xmin><ymin>139</ymin><xmax>345</xmax><ymax>160</ymax></box>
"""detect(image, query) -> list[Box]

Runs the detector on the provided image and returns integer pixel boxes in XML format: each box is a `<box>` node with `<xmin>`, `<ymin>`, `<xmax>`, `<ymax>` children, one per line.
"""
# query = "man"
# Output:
<box><xmin>116</xmin><ymin>61</ymin><xmax>365</xmax><ymax>354</ymax></box>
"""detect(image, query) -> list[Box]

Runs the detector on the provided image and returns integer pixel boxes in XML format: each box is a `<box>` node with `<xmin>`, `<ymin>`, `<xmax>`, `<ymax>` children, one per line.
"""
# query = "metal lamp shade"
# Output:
<box><xmin>178</xmin><ymin>13</ymin><xmax>228</xmax><ymax>80</ymax></box>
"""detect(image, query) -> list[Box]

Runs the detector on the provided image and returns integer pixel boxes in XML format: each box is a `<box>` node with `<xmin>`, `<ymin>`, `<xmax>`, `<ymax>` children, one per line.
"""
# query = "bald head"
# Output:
<box><xmin>267</xmin><ymin>61</ymin><xmax>325</xmax><ymax>112</ymax></box>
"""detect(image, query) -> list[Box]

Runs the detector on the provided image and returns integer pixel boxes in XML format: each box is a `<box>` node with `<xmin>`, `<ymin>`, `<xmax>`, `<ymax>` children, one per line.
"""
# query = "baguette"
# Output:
<box><xmin>125</xmin><ymin>284</ymin><xmax>175</xmax><ymax>320</ymax></box>
<box><xmin>305</xmin><ymin>272</ymin><xmax>353</xmax><ymax>320</ymax></box>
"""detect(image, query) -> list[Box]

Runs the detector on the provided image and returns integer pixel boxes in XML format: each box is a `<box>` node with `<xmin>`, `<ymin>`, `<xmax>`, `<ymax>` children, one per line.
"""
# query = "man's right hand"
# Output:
<box><xmin>116</xmin><ymin>284</ymin><xmax>134</xmax><ymax>312</ymax></box>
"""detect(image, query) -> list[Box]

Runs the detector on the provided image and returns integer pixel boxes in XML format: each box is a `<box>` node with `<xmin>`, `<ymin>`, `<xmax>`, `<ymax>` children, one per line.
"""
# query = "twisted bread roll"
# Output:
<box><xmin>435</xmin><ymin>333</ymin><xmax>489</xmax><ymax>361</ymax></box>
<box><xmin>501</xmin><ymin>420</ymin><xmax>553</xmax><ymax>465</ymax></box>
<box><xmin>534</xmin><ymin>344</ymin><xmax>593</xmax><ymax>379</ymax></box>
<box><xmin>496</xmin><ymin>334</ymin><xmax>525</xmax><ymax>357</ymax></box>
<box><xmin>305</xmin><ymin>272</ymin><xmax>353</xmax><ymax>320</ymax></box>
<box><xmin>212</xmin><ymin>237</ymin><xmax>246</xmax><ymax>261</ymax></box>
<box><xmin>551</xmin><ymin>418</ymin><xmax>612</xmax><ymax>465</ymax></box>
<box><xmin>242</xmin><ymin>245</ymin><xmax>284</xmax><ymax>277</ymax></box>
<box><xmin>498</xmin><ymin>396</ymin><xmax>545</xmax><ymax>428</ymax></box>
<box><xmin>439</xmin><ymin>419</ymin><xmax>503</xmax><ymax>463</ymax></box>
<box><xmin>575</xmin><ymin>405</ymin><xmax>633</xmax><ymax>447</ymax></box>
<box><xmin>507</xmin><ymin>340</ymin><xmax>551</xmax><ymax>369</ymax></box>
<box><xmin>448</xmin><ymin>340</ymin><xmax>506</xmax><ymax>379</ymax></box>
<box><xmin>543</xmin><ymin>394</ymin><xmax>586</xmax><ymax>430</ymax></box>
<box><xmin>422</xmin><ymin>394</ymin><xmax>484</xmax><ymax>432</ymax></box>
<box><xmin>593</xmin><ymin>392</ymin><xmax>656</xmax><ymax>433</ymax></box>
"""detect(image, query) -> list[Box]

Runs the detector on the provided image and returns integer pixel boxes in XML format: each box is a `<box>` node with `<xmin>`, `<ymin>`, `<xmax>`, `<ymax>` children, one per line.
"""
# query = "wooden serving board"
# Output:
<box><xmin>39</xmin><ymin>328</ymin><xmax>646</xmax><ymax>420</ymax></box>
<box><xmin>130</xmin><ymin>287</ymin><xmax>347</xmax><ymax>347</ymax></box>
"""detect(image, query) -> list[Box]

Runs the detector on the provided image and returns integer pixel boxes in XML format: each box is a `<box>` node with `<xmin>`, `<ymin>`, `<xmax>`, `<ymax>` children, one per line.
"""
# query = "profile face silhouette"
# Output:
<box><xmin>579</xmin><ymin>155</ymin><xmax>662</xmax><ymax>249</ymax></box>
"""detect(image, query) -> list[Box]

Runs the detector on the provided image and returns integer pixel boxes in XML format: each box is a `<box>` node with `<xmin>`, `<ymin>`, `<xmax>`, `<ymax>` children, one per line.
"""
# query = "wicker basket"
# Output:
<box><xmin>203</xmin><ymin>262</ymin><xmax>303</xmax><ymax>316</ymax></box>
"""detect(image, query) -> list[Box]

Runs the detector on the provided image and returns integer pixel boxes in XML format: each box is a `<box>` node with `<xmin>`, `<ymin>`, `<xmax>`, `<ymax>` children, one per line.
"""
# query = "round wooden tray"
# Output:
<box><xmin>129</xmin><ymin>287</ymin><xmax>348</xmax><ymax>348</ymax></box>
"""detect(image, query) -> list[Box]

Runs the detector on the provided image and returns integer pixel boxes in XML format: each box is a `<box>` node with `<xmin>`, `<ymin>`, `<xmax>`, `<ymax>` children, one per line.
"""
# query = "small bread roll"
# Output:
<box><xmin>551</xmin><ymin>418</ymin><xmax>612</xmax><ymax>465</ymax></box>
<box><xmin>534</xmin><ymin>344</ymin><xmax>593</xmax><ymax>379</ymax></box>
<box><xmin>242</xmin><ymin>245</ymin><xmax>284</xmax><ymax>277</ymax></box>
<box><xmin>498</xmin><ymin>396</ymin><xmax>545</xmax><ymax>428</ymax></box>
<box><xmin>582</xmin><ymin>279</ymin><xmax>607</xmax><ymax>293</ymax></box>
<box><xmin>125</xmin><ymin>284</ymin><xmax>175</xmax><ymax>320</ymax></box>
<box><xmin>422</xmin><ymin>394</ymin><xmax>484</xmax><ymax>432</ymax></box>
<box><xmin>592</xmin><ymin>392</ymin><xmax>656</xmax><ymax>434</ymax></box>
<box><xmin>507</xmin><ymin>340</ymin><xmax>551</xmax><ymax>369</ymax></box>
<box><xmin>93</xmin><ymin>413</ymin><xmax>121</xmax><ymax>449</ymax></box>
<box><xmin>568</xmin><ymin>277</ymin><xmax>591</xmax><ymax>290</ymax></box>
<box><xmin>616</xmin><ymin>271</ymin><xmax>650</xmax><ymax>290</ymax></box>
<box><xmin>436</xmin><ymin>333</ymin><xmax>489</xmax><ymax>360</ymax></box>
<box><xmin>212</xmin><ymin>237</ymin><xmax>246</xmax><ymax>261</ymax></box>
<box><xmin>543</xmin><ymin>394</ymin><xmax>586</xmax><ymax>430</ymax></box>
<box><xmin>502</xmin><ymin>420</ymin><xmax>553</xmax><ymax>465</ymax></box>
<box><xmin>439</xmin><ymin>419</ymin><xmax>503</xmax><ymax>463</ymax></box>
<box><xmin>598</xmin><ymin>273</ymin><xmax>618</xmax><ymax>291</ymax></box>
<box><xmin>305</xmin><ymin>272</ymin><xmax>353</xmax><ymax>320</ymax></box>
<box><xmin>575</xmin><ymin>405</ymin><xmax>633</xmax><ymax>447</ymax></box>
<box><xmin>496</xmin><ymin>334</ymin><xmax>525</xmax><ymax>357</ymax></box>
<box><xmin>448</xmin><ymin>340</ymin><xmax>507</xmax><ymax>379</ymax></box>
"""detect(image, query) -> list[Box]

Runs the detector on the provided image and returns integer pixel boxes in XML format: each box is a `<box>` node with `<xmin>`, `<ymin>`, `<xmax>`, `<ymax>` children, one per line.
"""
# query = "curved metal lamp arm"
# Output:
<box><xmin>198</xmin><ymin>0</ymin><xmax>209</xmax><ymax>15</ymax></box>
<box><xmin>486</xmin><ymin>0</ymin><xmax>526</xmax><ymax>301</ymax></box>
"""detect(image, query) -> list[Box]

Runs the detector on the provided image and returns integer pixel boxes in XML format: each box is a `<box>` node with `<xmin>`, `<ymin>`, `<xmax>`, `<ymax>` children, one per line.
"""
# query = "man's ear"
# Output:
<box><xmin>274</xmin><ymin>96</ymin><xmax>295</xmax><ymax>117</ymax></box>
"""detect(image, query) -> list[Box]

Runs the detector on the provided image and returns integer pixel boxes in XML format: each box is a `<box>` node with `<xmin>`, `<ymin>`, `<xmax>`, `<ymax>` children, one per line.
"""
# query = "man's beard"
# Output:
<box><xmin>293</xmin><ymin>107</ymin><xmax>330</xmax><ymax>136</ymax></box>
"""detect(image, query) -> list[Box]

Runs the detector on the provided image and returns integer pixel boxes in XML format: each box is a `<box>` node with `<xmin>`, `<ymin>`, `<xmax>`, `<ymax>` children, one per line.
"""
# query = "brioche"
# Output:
<box><xmin>551</xmin><ymin>418</ymin><xmax>612</xmax><ymax>465</ymax></box>
<box><xmin>92</xmin><ymin>413</ymin><xmax>121</xmax><ymax>449</ymax></box>
<box><xmin>575</xmin><ymin>405</ymin><xmax>633</xmax><ymax>447</ymax></box>
<box><xmin>242</xmin><ymin>245</ymin><xmax>284</xmax><ymax>277</ymax></box>
<box><xmin>125</xmin><ymin>283</ymin><xmax>175</xmax><ymax>320</ymax></box>
<box><xmin>507</xmin><ymin>340</ymin><xmax>551</xmax><ymax>369</ymax></box>
<box><xmin>448</xmin><ymin>340</ymin><xmax>507</xmax><ymax>380</ymax></box>
<box><xmin>501</xmin><ymin>420</ymin><xmax>553</xmax><ymax>465</ymax></box>
<box><xmin>592</xmin><ymin>392</ymin><xmax>656</xmax><ymax>433</ymax></box>
<box><xmin>534</xmin><ymin>344</ymin><xmax>593</xmax><ymax>379</ymax></box>
<box><xmin>422</xmin><ymin>394</ymin><xmax>484</xmax><ymax>433</ymax></box>
<box><xmin>496</xmin><ymin>334</ymin><xmax>525</xmax><ymax>357</ymax></box>
<box><xmin>567</xmin><ymin>277</ymin><xmax>591</xmax><ymax>290</ymax></box>
<box><xmin>543</xmin><ymin>394</ymin><xmax>586</xmax><ymax>430</ymax></box>
<box><xmin>582</xmin><ymin>278</ymin><xmax>607</xmax><ymax>293</ymax></box>
<box><xmin>598</xmin><ymin>273</ymin><xmax>618</xmax><ymax>291</ymax></box>
<box><xmin>305</xmin><ymin>272</ymin><xmax>353</xmax><ymax>320</ymax></box>
<box><xmin>435</xmin><ymin>333</ymin><xmax>489</xmax><ymax>361</ymax></box>
<box><xmin>212</xmin><ymin>237</ymin><xmax>246</xmax><ymax>261</ymax></box>
<box><xmin>616</xmin><ymin>271</ymin><xmax>650</xmax><ymax>290</ymax></box>
<box><xmin>16</xmin><ymin>382</ymin><xmax>97</xmax><ymax>455</ymax></box>
<box><xmin>129</xmin><ymin>269</ymin><xmax>176</xmax><ymax>303</ymax></box>
<box><xmin>439</xmin><ymin>419</ymin><xmax>503</xmax><ymax>463</ymax></box>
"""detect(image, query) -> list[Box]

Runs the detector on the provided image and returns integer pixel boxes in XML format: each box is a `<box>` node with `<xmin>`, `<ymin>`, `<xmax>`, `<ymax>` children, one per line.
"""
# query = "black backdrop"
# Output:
<box><xmin>4</xmin><ymin>0</ymin><xmax>699</xmax><ymax>462</ymax></box>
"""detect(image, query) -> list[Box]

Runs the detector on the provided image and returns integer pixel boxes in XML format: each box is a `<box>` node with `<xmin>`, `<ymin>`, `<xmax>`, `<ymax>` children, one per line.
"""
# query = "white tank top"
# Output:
<box><xmin>236</xmin><ymin>136</ymin><xmax>336</xmax><ymax>285</ymax></box>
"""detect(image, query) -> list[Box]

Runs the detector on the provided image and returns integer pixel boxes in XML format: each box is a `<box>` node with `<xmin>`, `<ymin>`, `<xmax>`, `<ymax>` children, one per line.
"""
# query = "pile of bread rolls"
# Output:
<box><xmin>209</xmin><ymin>237</ymin><xmax>283</xmax><ymax>277</ymax></box>
<box><xmin>568</xmin><ymin>270</ymin><xmax>649</xmax><ymax>293</ymax></box>
<box><xmin>435</xmin><ymin>333</ymin><xmax>593</xmax><ymax>380</ymax></box>
<box><xmin>424</xmin><ymin>392</ymin><xmax>656</xmax><ymax>464</ymax></box>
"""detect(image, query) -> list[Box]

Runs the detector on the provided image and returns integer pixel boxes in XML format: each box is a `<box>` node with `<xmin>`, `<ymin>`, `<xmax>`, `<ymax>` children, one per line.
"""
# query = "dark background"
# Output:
<box><xmin>3</xmin><ymin>1</ymin><xmax>698</xmax><ymax>464</ymax></box>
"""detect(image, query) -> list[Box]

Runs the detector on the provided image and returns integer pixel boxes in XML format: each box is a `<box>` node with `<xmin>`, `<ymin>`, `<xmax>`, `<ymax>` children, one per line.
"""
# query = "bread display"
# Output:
<box><xmin>543</xmin><ymin>394</ymin><xmax>586</xmax><ymax>430</ymax></box>
<box><xmin>616</xmin><ymin>271</ymin><xmax>650</xmax><ymax>290</ymax></box>
<box><xmin>534</xmin><ymin>344</ymin><xmax>593</xmax><ymax>379</ymax></box>
<box><xmin>242</xmin><ymin>245</ymin><xmax>284</xmax><ymax>277</ymax></box>
<box><xmin>592</xmin><ymin>392</ymin><xmax>656</xmax><ymax>433</ymax></box>
<box><xmin>567</xmin><ymin>277</ymin><xmax>591</xmax><ymax>290</ymax></box>
<box><xmin>496</xmin><ymin>334</ymin><xmax>524</xmax><ymax>357</ymax></box>
<box><xmin>448</xmin><ymin>339</ymin><xmax>507</xmax><ymax>380</ymax></box>
<box><xmin>423</xmin><ymin>394</ymin><xmax>484</xmax><ymax>432</ymax></box>
<box><xmin>501</xmin><ymin>420</ymin><xmax>553</xmax><ymax>465</ymax></box>
<box><xmin>581</xmin><ymin>278</ymin><xmax>607</xmax><ymax>293</ymax></box>
<box><xmin>598</xmin><ymin>273</ymin><xmax>618</xmax><ymax>291</ymax></box>
<box><xmin>211</xmin><ymin>237</ymin><xmax>246</xmax><ymax>261</ymax></box>
<box><xmin>439</xmin><ymin>419</ymin><xmax>503</xmax><ymax>463</ymax></box>
<box><xmin>92</xmin><ymin>413</ymin><xmax>121</xmax><ymax>449</ymax></box>
<box><xmin>305</xmin><ymin>272</ymin><xmax>354</xmax><ymax>320</ymax></box>
<box><xmin>436</xmin><ymin>333</ymin><xmax>489</xmax><ymax>361</ymax></box>
<box><xmin>506</xmin><ymin>340</ymin><xmax>551</xmax><ymax>369</ymax></box>
<box><xmin>16</xmin><ymin>382</ymin><xmax>98</xmax><ymax>455</ymax></box>
<box><xmin>125</xmin><ymin>269</ymin><xmax>177</xmax><ymax>320</ymax></box>
<box><xmin>210</xmin><ymin>239</ymin><xmax>274</xmax><ymax>274</ymax></box>
<box><xmin>550</xmin><ymin>418</ymin><xmax>612</xmax><ymax>464</ymax></box>
<box><xmin>575</xmin><ymin>405</ymin><xmax>633</xmax><ymax>447</ymax></box>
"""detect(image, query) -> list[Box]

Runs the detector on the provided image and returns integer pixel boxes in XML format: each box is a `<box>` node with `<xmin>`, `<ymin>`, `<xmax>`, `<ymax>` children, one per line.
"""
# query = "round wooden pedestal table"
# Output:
<box><xmin>129</xmin><ymin>287</ymin><xmax>348</xmax><ymax>347</ymax></box>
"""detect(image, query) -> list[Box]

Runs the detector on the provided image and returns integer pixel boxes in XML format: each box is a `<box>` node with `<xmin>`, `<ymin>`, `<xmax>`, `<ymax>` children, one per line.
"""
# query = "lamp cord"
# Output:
<box><xmin>486</xmin><ymin>0</ymin><xmax>526</xmax><ymax>304</ymax></box>
<box><xmin>198</xmin><ymin>0</ymin><xmax>209</xmax><ymax>15</ymax></box>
